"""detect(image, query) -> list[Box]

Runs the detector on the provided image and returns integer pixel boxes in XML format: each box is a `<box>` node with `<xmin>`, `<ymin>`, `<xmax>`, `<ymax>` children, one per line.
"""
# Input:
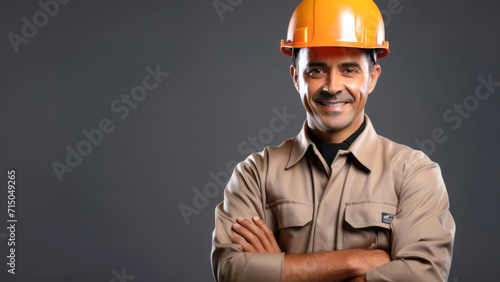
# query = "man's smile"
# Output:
<box><xmin>317</xmin><ymin>100</ymin><xmax>349</xmax><ymax>111</ymax></box>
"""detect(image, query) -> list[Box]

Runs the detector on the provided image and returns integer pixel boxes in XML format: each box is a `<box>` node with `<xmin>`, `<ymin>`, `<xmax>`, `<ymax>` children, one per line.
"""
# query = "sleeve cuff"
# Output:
<box><xmin>220</xmin><ymin>252</ymin><xmax>284</xmax><ymax>282</ymax></box>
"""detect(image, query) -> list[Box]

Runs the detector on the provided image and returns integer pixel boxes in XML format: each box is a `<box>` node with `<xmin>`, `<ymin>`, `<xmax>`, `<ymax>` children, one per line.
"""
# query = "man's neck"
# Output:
<box><xmin>308</xmin><ymin>117</ymin><xmax>365</xmax><ymax>144</ymax></box>
<box><xmin>307</xmin><ymin>118</ymin><xmax>366</xmax><ymax>166</ymax></box>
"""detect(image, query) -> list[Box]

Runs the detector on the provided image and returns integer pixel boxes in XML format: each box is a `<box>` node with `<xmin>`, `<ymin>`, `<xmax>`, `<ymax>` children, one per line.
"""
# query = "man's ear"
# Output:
<box><xmin>368</xmin><ymin>64</ymin><xmax>381</xmax><ymax>94</ymax></box>
<box><xmin>290</xmin><ymin>64</ymin><xmax>300</xmax><ymax>92</ymax></box>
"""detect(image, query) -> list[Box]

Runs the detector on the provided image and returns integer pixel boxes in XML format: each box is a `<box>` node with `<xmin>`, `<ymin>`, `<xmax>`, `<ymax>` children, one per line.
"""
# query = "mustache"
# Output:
<box><xmin>313</xmin><ymin>89</ymin><xmax>353</xmax><ymax>103</ymax></box>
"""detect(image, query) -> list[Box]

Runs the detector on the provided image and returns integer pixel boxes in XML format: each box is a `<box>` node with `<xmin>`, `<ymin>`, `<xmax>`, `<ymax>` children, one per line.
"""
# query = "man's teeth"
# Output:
<box><xmin>321</xmin><ymin>102</ymin><xmax>346</xmax><ymax>107</ymax></box>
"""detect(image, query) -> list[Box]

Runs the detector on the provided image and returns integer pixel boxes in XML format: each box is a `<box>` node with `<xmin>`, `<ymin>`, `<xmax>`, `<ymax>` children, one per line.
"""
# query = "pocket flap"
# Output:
<box><xmin>345</xmin><ymin>202</ymin><xmax>397</xmax><ymax>229</ymax></box>
<box><xmin>266</xmin><ymin>201</ymin><xmax>313</xmax><ymax>229</ymax></box>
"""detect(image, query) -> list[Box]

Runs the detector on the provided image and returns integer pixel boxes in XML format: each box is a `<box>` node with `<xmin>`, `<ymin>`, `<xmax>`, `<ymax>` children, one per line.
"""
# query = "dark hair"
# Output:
<box><xmin>291</xmin><ymin>48</ymin><xmax>301</xmax><ymax>66</ymax></box>
<box><xmin>292</xmin><ymin>48</ymin><xmax>377</xmax><ymax>73</ymax></box>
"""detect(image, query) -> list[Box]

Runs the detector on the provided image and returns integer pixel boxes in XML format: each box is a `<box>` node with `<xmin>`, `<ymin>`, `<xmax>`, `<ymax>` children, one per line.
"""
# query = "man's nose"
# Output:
<box><xmin>323</xmin><ymin>71</ymin><xmax>343</xmax><ymax>95</ymax></box>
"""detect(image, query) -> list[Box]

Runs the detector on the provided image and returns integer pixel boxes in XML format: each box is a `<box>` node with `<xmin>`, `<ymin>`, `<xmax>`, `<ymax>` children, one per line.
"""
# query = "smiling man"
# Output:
<box><xmin>211</xmin><ymin>0</ymin><xmax>455</xmax><ymax>281</ymax></box>
<box><xmin>294</xmin><ymin>47</ymin><xmax>379</xmax><ymax>144</ymax></box>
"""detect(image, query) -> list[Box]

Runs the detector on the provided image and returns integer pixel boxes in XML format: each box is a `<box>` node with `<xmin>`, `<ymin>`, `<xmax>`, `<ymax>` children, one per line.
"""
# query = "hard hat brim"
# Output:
<box><xmin>280</xmin><ymin>40</ymin><xmax>390</xmax><ymax>59</ymax></box>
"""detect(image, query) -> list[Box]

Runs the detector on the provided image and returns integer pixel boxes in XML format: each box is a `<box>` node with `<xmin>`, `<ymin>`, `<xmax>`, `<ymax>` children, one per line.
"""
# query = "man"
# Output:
<box><xmin>211</xmin><ymin>0</ymin><xmax>455</xmax><ymax>281</ymax></box>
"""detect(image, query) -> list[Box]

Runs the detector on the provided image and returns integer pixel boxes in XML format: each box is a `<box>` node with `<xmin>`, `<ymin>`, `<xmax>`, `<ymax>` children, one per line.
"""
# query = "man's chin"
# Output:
<box><xmin>308</xmin><ymin>115</ymin><xmax>351</xmax><ymax>132</ymax></box>
<box><xmin>319</xmin><ymin>119</ymin><xmax>350</xmax><ymax>132</ymax></box>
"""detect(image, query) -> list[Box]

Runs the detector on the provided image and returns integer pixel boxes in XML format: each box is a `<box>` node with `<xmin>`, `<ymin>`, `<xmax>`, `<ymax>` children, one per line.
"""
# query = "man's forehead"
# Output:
<box><xmin>297</xmin><ymin>47</ymin><xmax>369</xmax><ymax>66</ymax></box>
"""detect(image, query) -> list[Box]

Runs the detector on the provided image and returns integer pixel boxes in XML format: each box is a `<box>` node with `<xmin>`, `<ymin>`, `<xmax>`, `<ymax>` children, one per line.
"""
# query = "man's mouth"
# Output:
<box><xmin>319</xmin><ymin>101</ymin><xmax>347</xmax><ymax>107</ymax></box>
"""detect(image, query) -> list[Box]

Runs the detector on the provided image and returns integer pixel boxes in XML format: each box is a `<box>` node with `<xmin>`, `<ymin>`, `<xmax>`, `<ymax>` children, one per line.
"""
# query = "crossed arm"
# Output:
<box><xmin>214</xmin><ymin>150</ymin><xmax>454</xmax><ymax>281</ymax></box>
<box><xmin>229</xmin><ymin>216</ymin><xmax>390</xmax><ymax>282</ymax></box>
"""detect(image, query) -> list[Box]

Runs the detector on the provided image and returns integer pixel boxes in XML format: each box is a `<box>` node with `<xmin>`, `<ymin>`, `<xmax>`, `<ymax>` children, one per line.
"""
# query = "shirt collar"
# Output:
<box><xmin>286</xmin><ymin>115</ymin><xmax>378</xmax><ymax>171</ymax></box>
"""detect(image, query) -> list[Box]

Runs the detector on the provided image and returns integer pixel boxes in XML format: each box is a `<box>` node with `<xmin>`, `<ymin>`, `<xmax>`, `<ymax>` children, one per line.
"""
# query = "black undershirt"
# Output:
<box><xmin>308</xmin><ymin>119</ymin><xmax>366</xmax><ymax>167</ymax></box>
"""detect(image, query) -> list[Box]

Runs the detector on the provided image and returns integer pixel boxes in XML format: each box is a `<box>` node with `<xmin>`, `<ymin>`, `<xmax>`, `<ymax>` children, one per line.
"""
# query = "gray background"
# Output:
<box><xmin>1</xmin><ymin>0</ymin><xmax>499</xmax><ymax>281</ymax></box>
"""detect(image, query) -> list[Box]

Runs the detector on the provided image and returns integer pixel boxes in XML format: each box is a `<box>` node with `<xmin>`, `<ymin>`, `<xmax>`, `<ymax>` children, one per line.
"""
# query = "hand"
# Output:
<box><xmin>229</xmin><ymin>216</ymin><xmax>282</xmax><ymax>253</ymax></box>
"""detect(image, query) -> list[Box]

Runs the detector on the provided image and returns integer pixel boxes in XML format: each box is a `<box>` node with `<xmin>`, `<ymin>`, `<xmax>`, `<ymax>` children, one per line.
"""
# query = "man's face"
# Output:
<box><xmin>291</xmin><ymin>47</ymin><xmax>381</xmax><ymax>142</ymax></box>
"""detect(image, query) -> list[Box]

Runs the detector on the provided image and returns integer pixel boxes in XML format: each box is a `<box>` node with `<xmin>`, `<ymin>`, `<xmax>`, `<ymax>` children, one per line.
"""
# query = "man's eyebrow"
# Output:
<box><xmin>306</xmin><ymin>62</ymin><xmax>328</xmax><ymax>68</ymax></box>
<box><xmin>306</xmin><ymin>62</ymin><xmax>363</xmax><ymax>69</ymax></box>
<box><xmin>340</xmin><ymin>62</ymin><xmax>363</xmax><ymax>69</ymax></box>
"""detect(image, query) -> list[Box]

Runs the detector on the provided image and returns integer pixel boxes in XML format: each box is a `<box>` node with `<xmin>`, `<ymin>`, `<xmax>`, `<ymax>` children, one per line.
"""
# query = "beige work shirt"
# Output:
<box><xmin>211</xmin><ymin>116</ymin><xmax>455</xmax><ymax>281</ymax></box>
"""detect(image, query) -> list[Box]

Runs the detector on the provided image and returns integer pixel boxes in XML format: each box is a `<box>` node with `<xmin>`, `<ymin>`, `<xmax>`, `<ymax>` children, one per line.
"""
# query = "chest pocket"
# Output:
<box><xmin>343</xmin><ymin>202</ymin><xmax>397</xmax><ymax>252</ymax></box>
<box><xmin>265</xmin><ymin>200</ymin><xmax>313</xmax><ymax>254</ymax></box>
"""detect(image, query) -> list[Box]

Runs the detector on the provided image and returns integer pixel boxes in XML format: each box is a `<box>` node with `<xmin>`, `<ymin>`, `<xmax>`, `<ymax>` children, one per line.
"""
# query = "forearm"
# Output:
<box><xmin>226</xmin><ymin>214</ymin><xmax>390</xmax><ymax>281</ymax></box>
<box><xmin>284</xmin><ymin>251</ymin><xmax>355</xmax><ymax>282</ymax></box>
<box><xmin>283</xmin><ymin>249</ymin><xmax>389</xmax><ymax>282</ymax></box>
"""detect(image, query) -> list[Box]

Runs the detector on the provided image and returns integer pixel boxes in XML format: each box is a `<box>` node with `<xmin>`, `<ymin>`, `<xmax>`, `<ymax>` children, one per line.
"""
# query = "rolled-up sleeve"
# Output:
<box><xmin>211</xmin><ymin>152</ymin><xmax>284</xmax><ymax>282</ymax></box>
<box><xmin>366</xmin><ymin>152</ymin><xmax>456</xmax><ymax>281</ymax></box>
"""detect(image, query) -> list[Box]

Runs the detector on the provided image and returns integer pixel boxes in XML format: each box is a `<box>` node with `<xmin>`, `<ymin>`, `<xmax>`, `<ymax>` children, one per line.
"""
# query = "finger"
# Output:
<box><xmin>232</xmin><ymin>222</ymin><xmax>266</xmax><ymax>252</ymax></box>
<box><xmin>236</xmin><ymin>217</ymin><xmax>272</xmax><ymax>252</ymax></box>
<box><xmin>252</xmin><ymin>216</ymin><xmax>281</xmax><ymax>253</ymax></box>
<box><xmin>228</xmin><ymin>234</ymin><xmax>257</xmax><ymax>253</ymax></box>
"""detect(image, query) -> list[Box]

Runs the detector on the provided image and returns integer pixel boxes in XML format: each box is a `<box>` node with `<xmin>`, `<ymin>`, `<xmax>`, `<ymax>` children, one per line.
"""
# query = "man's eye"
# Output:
<box><xmin>307</xmin><ymin>68</ymin><xmax>326</xmax><ymax>77</ymax></box>
<box><xmin>343</xmin><ymin>68</ymin><xmax>357</xmax><ymax>74</ymax></box>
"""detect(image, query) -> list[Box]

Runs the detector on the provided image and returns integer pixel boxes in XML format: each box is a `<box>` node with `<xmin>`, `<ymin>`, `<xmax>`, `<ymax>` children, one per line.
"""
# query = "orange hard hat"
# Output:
<box><xmin>281</xmin><ymin>0</ymin><xmax>390</xmax><ymax>59</ymax></box>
